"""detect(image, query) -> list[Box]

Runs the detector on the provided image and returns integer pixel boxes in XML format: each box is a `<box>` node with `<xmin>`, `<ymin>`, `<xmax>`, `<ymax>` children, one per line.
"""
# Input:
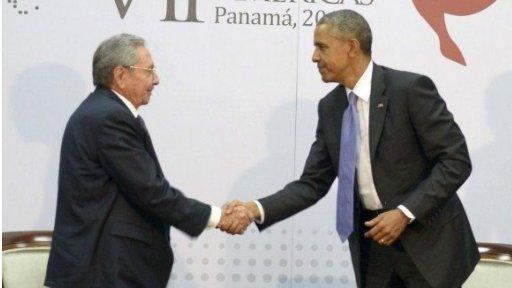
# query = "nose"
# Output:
<box><xmin>153</xmin><ymin>72</ymin><xmax>159</xmax><ymax>86</ymax></box>
<box><xmin>312</xmin><ymin>48</ymin><xmax>319</xmax><ymax>63</ymax></box>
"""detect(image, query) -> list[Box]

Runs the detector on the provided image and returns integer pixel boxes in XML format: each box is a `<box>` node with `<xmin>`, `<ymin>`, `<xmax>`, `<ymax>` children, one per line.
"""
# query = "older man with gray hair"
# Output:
<box><xmin>45</xmin><ymin>34</ymin><xmax>252</xmax><ymax>288</ymax></box>
<box><xmin>227</xmin><ymin>9</ymin><xmax>479</xmax><ymax>288</ymax></box>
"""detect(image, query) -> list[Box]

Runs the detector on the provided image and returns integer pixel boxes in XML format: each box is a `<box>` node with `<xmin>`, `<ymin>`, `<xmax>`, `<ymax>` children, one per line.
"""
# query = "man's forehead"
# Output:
<box><xmin>136</xmin><ymin>47</ymin><xmax>154</xmax><ymax>63</ymax></box>
<box><xmin>314</xmin><ymin>26</ymin><xmax>334</xmax><ymax>42</ymax></box>
<box><xmin>136</xmin><ymin>46</ymin><xmax>150</xmax><ymax>57</ymax></box>
<box><xmin>315</xmin><ymin>24</ymin><xmax>347</xmax><ymax>43</ymax></box>
<box><xmin>316</xmin><ymin>23</ymin><xmax>332</xmax><ymax>32</ymax></box>
<box><xmin>315</xmin><ymin>24</ymin><xmax>335</xmax><ymax>37</ymax></box>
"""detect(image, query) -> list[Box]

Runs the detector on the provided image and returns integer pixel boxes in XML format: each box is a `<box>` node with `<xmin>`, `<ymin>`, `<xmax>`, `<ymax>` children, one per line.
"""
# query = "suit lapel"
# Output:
<box><xmin>369</xmin><ymin>64</ymin><xmax>388</xmax><ymax>160</ymax></box>
<box><xmin>331</xmin><ymin>85</ymin><xmax>348</xmax><ymax>170</ymax></box>
<box><xmin>95</xmin><ymin>87</ymin><xmax>163</xmax><ymax>174</ymax></box>
<box><xmin>100</xmin><ymin>88</ymin><xmax>164</xmax><ymax>174</ymax></box>
<box><xmin>146</xmin><ymin>135</ymin><xmax>163</xmax><ymax>174</ymax></box>
<box><xmin>137</xmin><ymin>120</ymin><xmax>164</xmax><ymax>175</ymax></box>
<box><xmin>102</xmin><ymin>88</ymin><xmax>154</xmax><ymax>151</ymax></box>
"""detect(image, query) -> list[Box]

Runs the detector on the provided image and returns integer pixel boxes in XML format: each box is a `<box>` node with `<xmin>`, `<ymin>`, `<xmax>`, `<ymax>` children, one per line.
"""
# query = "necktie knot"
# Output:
<box><xmin>348</xmin><ymin>91</ymin><xmax>358</xmax><ymax>106</ymax></box>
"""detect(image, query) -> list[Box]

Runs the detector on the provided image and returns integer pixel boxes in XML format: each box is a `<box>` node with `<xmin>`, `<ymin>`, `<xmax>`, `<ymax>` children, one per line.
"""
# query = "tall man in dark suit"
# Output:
<box><xmin>45</xmin><ymin>34</ymin><xmax>252</xmax><ymax>288</ymax></box>
<box><xmin>226</xmin><ymin>9</ymin><xmax>479</xmax><ymax>288</ymax></box>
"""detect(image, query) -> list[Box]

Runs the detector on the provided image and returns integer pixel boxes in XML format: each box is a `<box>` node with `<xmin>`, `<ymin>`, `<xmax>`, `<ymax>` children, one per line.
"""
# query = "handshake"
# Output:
<box><xmin>216</xmin><ymin>200</ymin><xmax>261</xmax><ymax>235</ymax></box>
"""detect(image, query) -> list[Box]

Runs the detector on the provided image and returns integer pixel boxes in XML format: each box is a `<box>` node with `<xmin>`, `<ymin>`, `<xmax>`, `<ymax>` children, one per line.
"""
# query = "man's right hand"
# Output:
<box><xmin>223</xmin><ymin>200</ymin><xmax>262</xmax><ymax>222</ymax></box>
<box><xmin>217</xmin><ymin>201</ymin><xmax>255</xmax><ymax>235</ymax></box>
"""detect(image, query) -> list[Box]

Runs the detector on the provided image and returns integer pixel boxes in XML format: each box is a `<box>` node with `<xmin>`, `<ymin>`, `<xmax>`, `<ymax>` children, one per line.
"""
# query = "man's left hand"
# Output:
<box><xmin>217</xmin><ymin>200</ymin><xmax>254</xmax><ymax>235</ymax></box>
<box><xmin>364</xmin><ymin>209</ymin><xmax>409</xmax><ymax>246</ymax></box>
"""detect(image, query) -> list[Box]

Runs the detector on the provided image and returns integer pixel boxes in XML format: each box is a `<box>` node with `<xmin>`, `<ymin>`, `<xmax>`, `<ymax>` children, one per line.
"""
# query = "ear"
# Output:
<box><xmin>348</xmin><ymin>38</ymin><xmax>361</xmax><ymax>57</ymax></box>
<box><xmin>112</xmin><ymin>66</ymin><xmax>127</xmax><ymax>89</ymax></box>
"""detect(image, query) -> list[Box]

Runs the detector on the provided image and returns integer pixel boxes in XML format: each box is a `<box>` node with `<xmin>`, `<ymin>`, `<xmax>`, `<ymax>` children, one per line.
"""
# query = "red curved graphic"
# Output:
<box><xmin>413</xmin><ymin>0</ymin><xmax>496</xmax><ymax>66</ymax></box>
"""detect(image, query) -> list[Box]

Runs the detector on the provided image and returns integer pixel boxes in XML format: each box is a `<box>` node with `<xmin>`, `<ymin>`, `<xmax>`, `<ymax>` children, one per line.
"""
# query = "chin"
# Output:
<box><xmin>321</xmin><ymin>75</ymin><xmax>335</xmax><ymax>83</ymax></box>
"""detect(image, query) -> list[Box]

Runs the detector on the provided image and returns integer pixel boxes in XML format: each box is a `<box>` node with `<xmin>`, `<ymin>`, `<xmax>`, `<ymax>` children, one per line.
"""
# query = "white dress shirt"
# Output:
<box><xmin>347</xmin><ymin>62</ymin><xmax>414</xmax><ymax>221</ymax></box>
<box><xmin>112</xmin><ymin>89</ymin><xmax>221</xmax><ymax>229</ymax></box>
<box><xmin>255</xmin><ymin>62</ymin><xmax>415</xmax><ymax>223</ymax></box>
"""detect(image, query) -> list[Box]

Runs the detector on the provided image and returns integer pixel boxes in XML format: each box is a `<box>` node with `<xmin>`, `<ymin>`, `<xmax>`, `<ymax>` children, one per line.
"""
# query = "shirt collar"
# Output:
<box><xmin>345</xmin><ymin>61</ymin><xmax>373</xmax><ymax>102</ymax></box>
<box><xmin>111</xmin><ymin>89</ymin><xmax>139</xmax><ymax>118</ymax></box>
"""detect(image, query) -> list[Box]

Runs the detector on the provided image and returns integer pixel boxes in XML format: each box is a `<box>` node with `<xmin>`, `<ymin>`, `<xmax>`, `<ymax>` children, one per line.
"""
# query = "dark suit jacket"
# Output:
<box><xmin>257</xmin><ymin>64</ymin><xmax>479</xmax><ymax>288</ymax></box>
<box><xmin>45</xmin><ymin>87</ymin><xmax>211</xmax><ymax>288</ymax></box>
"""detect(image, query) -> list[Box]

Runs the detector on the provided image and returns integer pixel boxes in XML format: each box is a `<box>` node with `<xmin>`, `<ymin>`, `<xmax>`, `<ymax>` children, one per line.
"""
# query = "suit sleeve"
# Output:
<box><xmin>257</xmin><ymin>101</ymin><xmax>337</xmax><ymax>230</ymax></box>
<box><xmin>402</xmin><ymin>75</ymin><xmax>472</xmax><ymax>224</ymax></box>
<box><xmin>96</xmin><ymin>112</ymin><xmax>211</xmax><ymax>237</ymax></box>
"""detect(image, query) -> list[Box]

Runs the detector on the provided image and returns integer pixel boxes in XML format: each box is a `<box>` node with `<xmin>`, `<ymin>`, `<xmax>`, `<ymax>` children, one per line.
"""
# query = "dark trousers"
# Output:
<box><xmin>359</xmin><ymin>209</ymin><xmax>432</xmax><ymax>288</ymax></box>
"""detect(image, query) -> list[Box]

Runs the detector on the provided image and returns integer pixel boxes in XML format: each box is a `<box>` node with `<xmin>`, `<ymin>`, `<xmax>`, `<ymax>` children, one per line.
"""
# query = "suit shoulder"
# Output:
<box><xmin>69</xmin><ymin>88</ymin><xmax>131</xmax><ymax>127</ymax></box>
<box><xmin>380</xmin><ymin>65</ymin><xmax>433</xmax><ymax>89</ymax></box>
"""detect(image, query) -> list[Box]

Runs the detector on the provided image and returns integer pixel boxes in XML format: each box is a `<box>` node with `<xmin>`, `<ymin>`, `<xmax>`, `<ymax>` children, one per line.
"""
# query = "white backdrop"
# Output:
<box><xmin>3</xmin><ymin>1</ymin><xmax>511</xmax><ymax>287</ymax></box>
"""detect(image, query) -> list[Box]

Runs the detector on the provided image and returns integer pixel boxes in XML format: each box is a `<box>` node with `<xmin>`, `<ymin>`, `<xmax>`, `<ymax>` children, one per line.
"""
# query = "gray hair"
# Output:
<box><xmin>92</xmin><ymin>33</ymin><xmax>145</xmax><ymax>88</ymax></box>
<box><xmin>317</xmin><ymin>9</ymin><xmax>372</xmax><ymax>56</ymax></box>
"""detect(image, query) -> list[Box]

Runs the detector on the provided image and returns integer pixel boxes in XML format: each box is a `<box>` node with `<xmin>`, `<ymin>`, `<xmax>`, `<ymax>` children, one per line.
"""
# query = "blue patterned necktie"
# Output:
<box><xmin>336</xmin><ymin>91</ymin><xmax>359</xmax><ymax>242</ymax></box>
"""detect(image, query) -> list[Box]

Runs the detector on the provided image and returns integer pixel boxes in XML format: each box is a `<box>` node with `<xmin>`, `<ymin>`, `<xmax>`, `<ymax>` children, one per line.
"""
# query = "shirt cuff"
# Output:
<box><xmin>206</xmin><ymin>205</ymin><xmax>222</xmax><ymax>229</ymax></box>
<box><xmin>398</xmin><ymin>205</ymin><xmax>415</xmax><ymax>224</ymax></box>
<box><xmin>252</xmin><ymin>200</ymin><xmax>265</xmax><ymax>224</ymax></box>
